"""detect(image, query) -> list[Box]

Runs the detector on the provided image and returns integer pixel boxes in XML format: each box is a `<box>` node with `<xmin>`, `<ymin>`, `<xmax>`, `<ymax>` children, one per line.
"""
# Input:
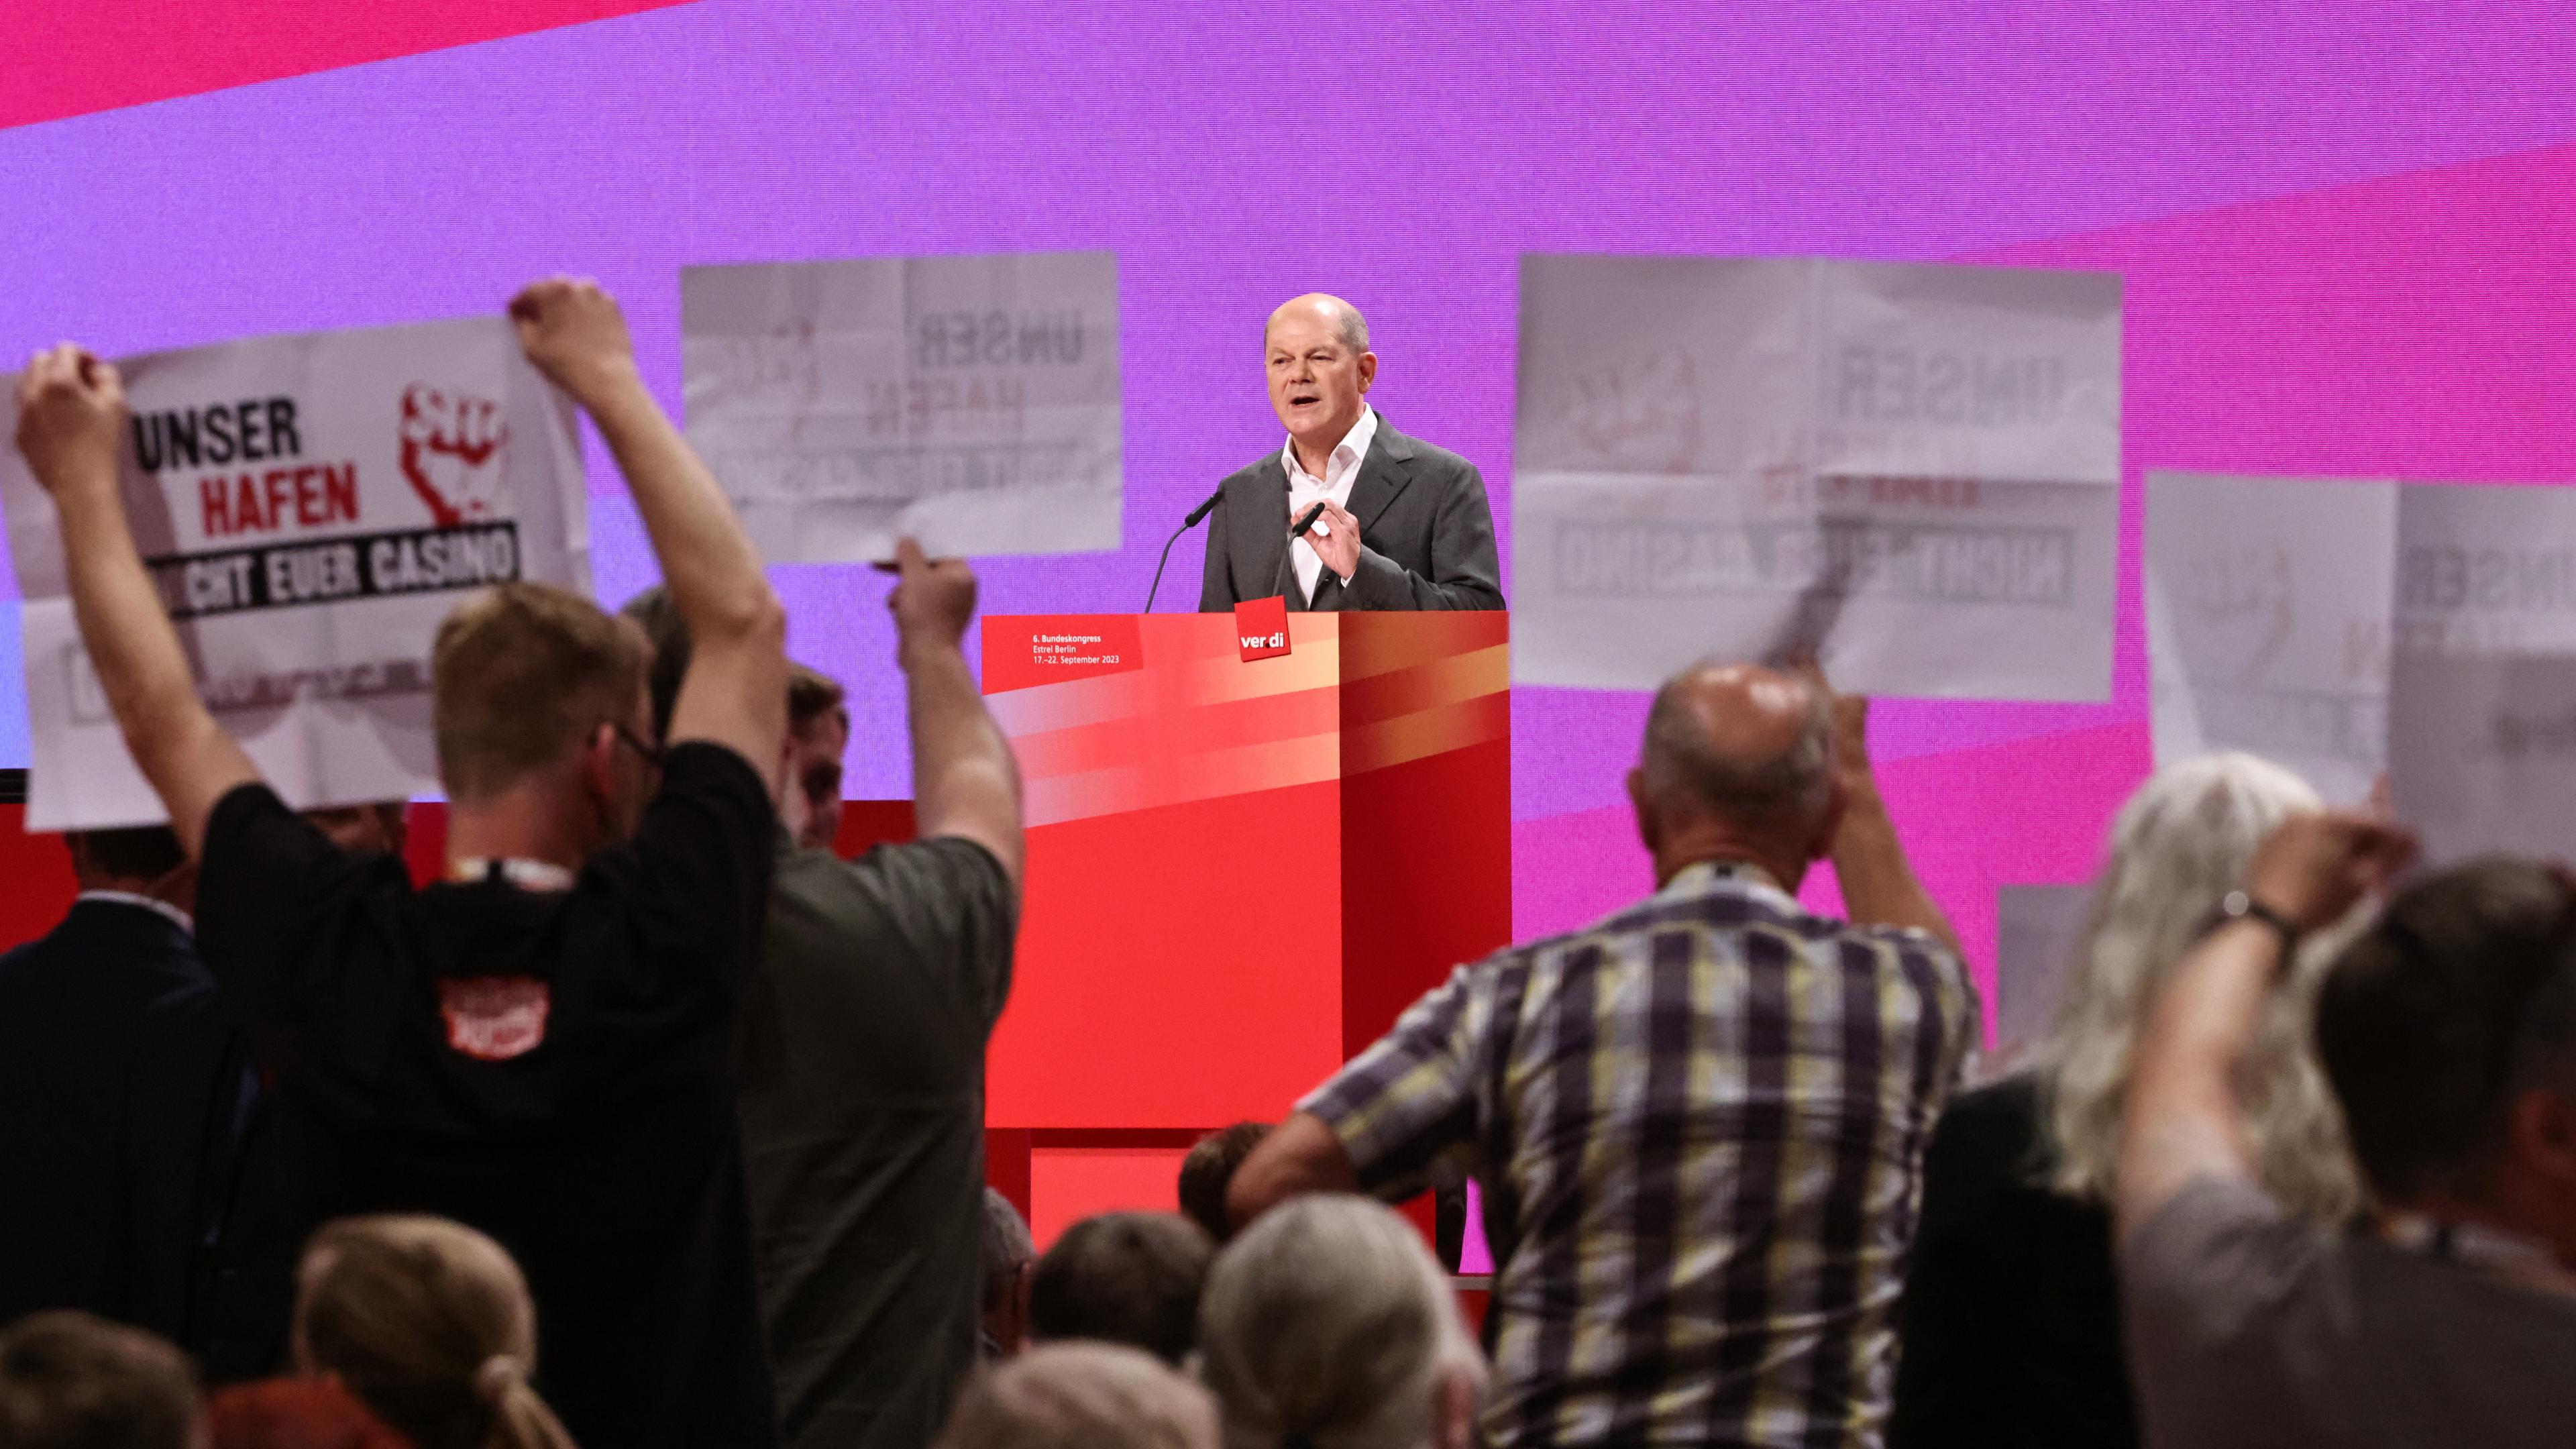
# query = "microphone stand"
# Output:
<box><xmin>1143</xmin><ymin>488</ymin><xmax>1225</xmax><ymax>612</ymax></box>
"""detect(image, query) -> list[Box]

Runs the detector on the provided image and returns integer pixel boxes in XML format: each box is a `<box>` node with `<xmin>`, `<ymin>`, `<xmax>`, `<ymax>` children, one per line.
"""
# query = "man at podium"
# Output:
<box><xmin>1198</xmin><ymin>294</ymin><xmax>1504</xmax><ymax>612</ymax></box>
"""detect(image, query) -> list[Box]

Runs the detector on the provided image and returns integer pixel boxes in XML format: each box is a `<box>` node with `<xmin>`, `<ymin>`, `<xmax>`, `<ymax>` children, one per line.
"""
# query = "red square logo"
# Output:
<box><xmin>1235</xmin><ymin>595</ymin><xmax>1291</xmax><ymax>661</ymax></box>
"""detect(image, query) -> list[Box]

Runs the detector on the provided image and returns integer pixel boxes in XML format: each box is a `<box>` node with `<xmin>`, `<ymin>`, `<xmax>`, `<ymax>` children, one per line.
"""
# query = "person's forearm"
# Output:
<box><xmin>905</xmin><ymin>633</ymin><xmax>1024</xmax><ymax>879</ymax></box>
<box><xmin>1832</xmin><ymin>775</ymin><xmax>1957</xmax><ymax>950</ymax></box>
<box><xmin>54</xmin><ymin>480</ymin><xmax>250</xmax><ymax>852</ymax></box>
<box><xmin>2116</xmin><ymin>919</ymin><xmax>2275</xmax><ymax>1233</ymax></box>
<box><xmin>578</xmin><ymin>372</ymin><xmax>774</xmax><ymax>641</ymax></box>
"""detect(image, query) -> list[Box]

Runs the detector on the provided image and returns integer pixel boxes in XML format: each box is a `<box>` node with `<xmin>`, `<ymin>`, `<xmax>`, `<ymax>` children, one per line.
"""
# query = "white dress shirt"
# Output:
<box><xmin>1281</xmin><ymin>406</ymin><xmax>1377</xmax><ymax>604</ymax></box>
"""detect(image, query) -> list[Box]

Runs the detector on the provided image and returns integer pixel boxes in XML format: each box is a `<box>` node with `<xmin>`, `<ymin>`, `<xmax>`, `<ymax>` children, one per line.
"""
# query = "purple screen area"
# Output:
<box><xmin>9</xmin><ymin>1</ymin><xmax>2576</xmax><ymax>1028</ymax></box>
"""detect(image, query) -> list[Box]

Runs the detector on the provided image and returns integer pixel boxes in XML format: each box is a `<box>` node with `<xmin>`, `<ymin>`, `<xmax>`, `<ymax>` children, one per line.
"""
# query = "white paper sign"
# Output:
<box><xmin>682</xmin><ymin>250</ymin><xmax>1122</xmax><ymax>563</ymax></box>
<box><xmin>1994</xmin><ymin>882</ymin><xmax>2092</xmax><ymax>1060</ymax></box>
<box><xmin>2145</xmin><ymin>472</ymin><xmax>2397</xmax><ymax>806</ymax></box>
<box><xmin>0</xmin><ymin>318</ymin><xmax>587</xmax><ymax>829</ymax></box>
<box><xmin>2389</xmin><ymin>653</ymin><xmax>2576</xmax><ymax>865</ymax></box>
<box><xmin>1512</xmin><ymin>256</ymin><xmax>2121</xmax><ymax>699</ymax></box>
<box><xmin>2147</xmin><ymin>475</ymin><xmax>2576</xmax><ymax>814</ymax></box>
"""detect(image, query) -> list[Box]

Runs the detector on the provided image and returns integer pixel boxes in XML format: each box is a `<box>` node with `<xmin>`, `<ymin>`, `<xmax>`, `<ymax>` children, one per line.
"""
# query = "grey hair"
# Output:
<box><xmin>1196</xmin><ymin>1196</ymin><xmax>1487</xmax><ymax>1449</ymax></box>
<box><xmin>1637</xmin><ymin>665</ymin><xmax>1834</xmax><ymax>833</ymax></box>
<box><xmin>1267</xmin><ymin>297</ymin><xmax>1370</xmax><ymax>354</ymax></box>
<box><xmin>982</xmin><ymin>1187</ymin><xmax>1035</xmax><ymax>1311</ymax></box>
<box><xmin>2035</xmin><ymin>751</ymin><xmax>2362</xmax><ymax>1221</ymax></box>
<box><xmin>938</xmin><ymin>1342</ymin><xmax>1220</xmax><ymax>1449</ymax></box>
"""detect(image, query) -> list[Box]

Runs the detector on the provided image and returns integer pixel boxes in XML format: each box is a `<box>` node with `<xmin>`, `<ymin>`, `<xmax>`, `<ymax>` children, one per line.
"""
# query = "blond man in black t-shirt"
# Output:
<box><xmin>10</xmin><ymin>282</ymin><xmax>802</xmax><ymax>1449</ymax></box>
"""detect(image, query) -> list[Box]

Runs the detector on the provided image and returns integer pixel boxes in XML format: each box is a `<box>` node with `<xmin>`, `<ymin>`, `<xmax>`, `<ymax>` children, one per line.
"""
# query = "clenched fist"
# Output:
<box><xmin>14</xmin><ymin>344</ymin><xmax>125</xmax><ymax>498</ymax></box>
<box><xmin>887</xmin><ymin>537</ymin><xmax>979</xmax><ymax>656</ymax></box>
<box><xmin>398</xmin><ymin>384</ymin><xmax>508</xmax><ymax>527</ymax></box>
<box><xmin>508</xmin><ymin>277</ymin><xmax>637</xmax><ymax>403</ymax></box>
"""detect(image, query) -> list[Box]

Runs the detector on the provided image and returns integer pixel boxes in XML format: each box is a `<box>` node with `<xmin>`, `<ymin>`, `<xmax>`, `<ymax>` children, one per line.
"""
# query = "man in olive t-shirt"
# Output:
<box><xmin>2116</xmin><ymin>818</ymin><xmax>2576</xmax><ymax>1449</ymax></box>
<box><xmin>631</xmin><ymin>555</ymin><xmax>1025</xmax><ymax>1449</ymax></box>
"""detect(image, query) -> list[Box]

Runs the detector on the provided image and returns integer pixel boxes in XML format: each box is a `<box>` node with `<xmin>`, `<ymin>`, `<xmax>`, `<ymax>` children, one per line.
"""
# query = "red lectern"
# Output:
<box><xmin>978</xmin><ymin>611</ymin><xmax>1510</xmax><ymax>1240</ymax></box>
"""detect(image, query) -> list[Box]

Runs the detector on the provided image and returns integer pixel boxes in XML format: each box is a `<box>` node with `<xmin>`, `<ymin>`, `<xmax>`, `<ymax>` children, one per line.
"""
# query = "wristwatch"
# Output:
<box><xmin>2209</xmin><ymin>890</ymin><xmax>2300</xmax><ymax>953</ymax></box>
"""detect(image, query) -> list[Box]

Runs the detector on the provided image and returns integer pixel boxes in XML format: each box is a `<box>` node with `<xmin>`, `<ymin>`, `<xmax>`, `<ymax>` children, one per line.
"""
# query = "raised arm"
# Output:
<box><xmin>888</xmin><ymin>539</ymin><xmax>1024</xmax><ymax>885</ymax></box>
<box><xmin>509</xmin><ymin>280</ymin><xmax>786</xmax><ymax>784</ymax></box>
<box><xmin>1815</xmin><ymin>680</ymin><xmax>1957</xmax><ymax>951</ymax></box>
<box><xmin>2115</xmin><ymin>812</ymin><xmax>2415</xmax><ymax>1239</ymax></box>
<box><xmin>13</xmin><ymin>347</ymin><xmax>256</xmax><ymax>856</ymax></box>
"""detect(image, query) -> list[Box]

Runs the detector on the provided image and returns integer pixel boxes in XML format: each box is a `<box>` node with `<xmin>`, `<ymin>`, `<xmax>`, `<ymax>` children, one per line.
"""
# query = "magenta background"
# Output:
<box><xmin>9</xmin><ymin>0</ymin><xmax>2576</xmax><ymax>1025</ymax></box>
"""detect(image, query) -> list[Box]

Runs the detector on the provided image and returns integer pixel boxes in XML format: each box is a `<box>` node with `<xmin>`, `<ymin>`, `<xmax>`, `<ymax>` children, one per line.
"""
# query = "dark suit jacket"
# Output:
<box><xmin>0</xmin><ymin>898</ymin><xmax>284</xmax><ymax>1375</ymax></box>
<box><xmin>1198</xmin><ymin>416</ymin><xmax>1505</xmax><ymax>612</ymax></box>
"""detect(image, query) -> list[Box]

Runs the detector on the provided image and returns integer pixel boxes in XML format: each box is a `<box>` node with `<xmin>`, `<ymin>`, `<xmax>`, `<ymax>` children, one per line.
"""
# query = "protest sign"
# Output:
<box><xmin>1512</xmin><ymin>255</ymin><xmax>2121</xmax><ymax>699</ymax></box>
<box><xmin>2145</xmin><ymin>474</ymin><xmax>2576</xmax><ymax>817</ymax></box>
<box><xmin>682</xmin><ymin>250</ymin><xmax>1122</xmax><ymax>564</ymax></box>
<box><xmin>2389</xmin><ymin>652</ymin><xmax>2576</xmax><ymax>865</ymax></box>
<box><xmin>0</xmin><ymin>317</ymin><xmax>586</xmax><ymax>829</ymax></box>
<box><xmin>1994</xmin><ymin>881</ymin><xmax>2091</xmax><ymax>1061</ymax></box>
<box><xmin>2144</xmin><ymin>472</ymin><xmax>2396</xmax><ymax>805</ymax></box>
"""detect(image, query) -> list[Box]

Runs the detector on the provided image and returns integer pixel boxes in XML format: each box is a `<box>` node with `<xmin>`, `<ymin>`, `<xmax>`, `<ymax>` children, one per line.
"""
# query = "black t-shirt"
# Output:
<box><xmin>197</xmin><ymin>742</ymin><xmax>782</xmax><ymax>1449</ymax></box>
<box><xmin>737</xmin><ymin>836</ymin><xmax>1016</xmax><ymax>1449</ymax></box>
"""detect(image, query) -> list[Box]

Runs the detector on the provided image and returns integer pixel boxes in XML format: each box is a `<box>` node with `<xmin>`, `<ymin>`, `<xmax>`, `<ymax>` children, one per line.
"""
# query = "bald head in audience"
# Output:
<box><xmin>934</xmin><ymin>1342</ymin><xmax>1218</xmax><ymax>1449</ymax></box>
<box><xmin>1626</xmin><ymin>662</ymin><xmax>1843</xmax><ymax>891</ymax></box>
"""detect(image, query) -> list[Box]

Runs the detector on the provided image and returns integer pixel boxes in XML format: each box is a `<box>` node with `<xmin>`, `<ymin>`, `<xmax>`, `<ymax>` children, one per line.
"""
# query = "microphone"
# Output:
<box><xmin>1268</xmin><ymin>500</ymin><xmax>1332</xmax><ymax>604</ymax></box>
<box><xmin>1143</xmin><ymin>487</ymin><xmax>1226</xmax><ymax>612</ymax></box>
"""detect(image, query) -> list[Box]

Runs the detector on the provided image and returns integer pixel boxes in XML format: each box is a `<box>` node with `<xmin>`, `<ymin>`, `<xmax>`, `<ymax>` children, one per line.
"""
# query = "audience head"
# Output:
<box><xmin>2042</xmin><ymin>752</ymin><xmax>2360</xmax><ymax>1221</ymax></box>
<box><xmin>622</xmin><ymin>584</ymin><xmax>848</xmax><ymax>850</ymax></box>
<box><xmin>1178</xmin><ymin>1123</ymin><xmax>1275</xmax><ymax>1244</ymax></box>
<box><xmin>64</xmin><ymin>825</ymin><xmax>191</xmax><ymax>902</ymax></box>
<box><xmin>2317</xmin><ymin>857</ymin><xmax>2576</xmax><ymax>1254</ymax></box>
<box><xmin>0</xmin><ymin>1309</ymin><xmax>202</xmax><ymax>1449</ymax></box>
<box><xmin>292</xmin><ymin>1214</ymin><xmax>574</xmax><ymax>1449</ymax></box>
<box><xmin>982</xmin><ymin>1187</ymin><xmax>1037</xmax><ymax>1358</ymax></box>
<box><xmin>1626</xmin><ymin>661</ymin><xmax>1839</xmax><ymax>890</ymax></box>
<box><xmin>1028</xmin><ymin>1212</ymin><xmax>1215</xmax><ymax>1365</ymax></box>
<box><xmin>784</xmin><ymin>665</ymin><xmax>850</xmax><ymax>852</ymax></box>
<box><xmin>431</xmin><ymin>582</ymin><xmax>653</xmax><ymax>847</ymax></box>
<box><xmin>1264</xmin><ymin>294</ymin><xmax>1375</xmax><ymax>452</ymax></box>
<box><xmin>1197</xmin><ymin>1195</ymin><xmax>1485</xmax><ymax>1449</ymax></box>
<box><xmin>207</xmin><ymin>1379</ymin><xmax>411</xmax><ymax>1449</ymax></box>
<box><xmin>303</xmin><ymin>803</ymin><xmax>411</xmax><ymax>857</ymax></box>
<box><xmin>935</xmin><ymin>1342</ymin><xmax>1218</xmax><ymax>1449</ymax></box>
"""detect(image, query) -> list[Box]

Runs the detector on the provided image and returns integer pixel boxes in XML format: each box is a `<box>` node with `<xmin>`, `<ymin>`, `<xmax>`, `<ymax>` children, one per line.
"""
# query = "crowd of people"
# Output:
<box><xmin>4</xmin><ymin>278</ymin><xmax>2575</xmax><ymax>1449</ymax></box>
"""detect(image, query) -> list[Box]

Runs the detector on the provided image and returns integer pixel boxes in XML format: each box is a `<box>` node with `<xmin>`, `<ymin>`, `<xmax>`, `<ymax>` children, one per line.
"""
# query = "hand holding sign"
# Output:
<box><xmin>888</xmin><ymin>537</ymin><xmax>979</xmax><ymax>656</ymax></box>
<box><xmin>508</xmin><ymin>277</ymin><xmax>638</xmax><ymax>405</ymax></box>
<box><xmin>2241</xmin><ymin>811</ymin><xmax>2418</xmax><ymax>932</ymax></box>
<box><xmin>14</xmin><ymin>345</ymin><xmax>125</xmax><ymax>498</ymax></box>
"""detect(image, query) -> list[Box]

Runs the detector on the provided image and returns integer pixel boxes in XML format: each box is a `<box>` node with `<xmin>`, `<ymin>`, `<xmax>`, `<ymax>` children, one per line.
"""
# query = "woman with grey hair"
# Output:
<box><xmin>1888</xmin><ymin>751</ymin><xmax>2363</xmax><ymax>1449</ymax></box>
<box><xmin>1196</xmin><ymin>1195</ymin><xmax>1487</xmax><ymax>1449</ymax></box>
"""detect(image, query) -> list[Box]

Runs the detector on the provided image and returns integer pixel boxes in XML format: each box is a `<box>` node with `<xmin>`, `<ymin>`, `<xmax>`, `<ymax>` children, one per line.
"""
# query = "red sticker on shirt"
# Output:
<box><xmin>435</xmin><ymin>977</ymin><xmax>551</xmax><ymax>1061</ymax></box>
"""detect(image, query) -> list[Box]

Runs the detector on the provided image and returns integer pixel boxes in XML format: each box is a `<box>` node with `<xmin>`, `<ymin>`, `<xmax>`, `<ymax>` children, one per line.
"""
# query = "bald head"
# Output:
<box><xmin>1638</xmin><ymin>663</ymin><xmax>1835</xmax><ymax>839</ymax></box>
<box><xmin>1265</xmin><ymin>293</ymin><xmax>1369</xmax><ymax>354</ymax></box>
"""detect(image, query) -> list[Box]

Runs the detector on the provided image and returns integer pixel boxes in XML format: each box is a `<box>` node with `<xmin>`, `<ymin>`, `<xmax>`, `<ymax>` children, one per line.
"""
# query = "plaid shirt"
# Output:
<box><xmin>1301</xmin><ymin>861</ymin><xmax>1977</xmax><ymax>1448</ymax></box>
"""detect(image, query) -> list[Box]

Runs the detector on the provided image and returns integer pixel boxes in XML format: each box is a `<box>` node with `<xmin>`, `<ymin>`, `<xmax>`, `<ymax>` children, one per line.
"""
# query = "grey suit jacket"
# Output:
<box><xmin>1197</xmin><ymin>417</ymin><xmax>1505</xmax><ymax>612</ymax></box>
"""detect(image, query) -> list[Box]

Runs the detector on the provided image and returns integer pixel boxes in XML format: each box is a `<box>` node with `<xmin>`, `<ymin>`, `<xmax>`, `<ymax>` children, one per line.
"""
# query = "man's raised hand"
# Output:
<box><xmin>887</xmin><ymin>538</ymin><xmax>978</xmax><ymax>657</ymax></box>
<box><xmin>14</xmin><ymin>345</ymin><xmax>125</xmax><ymax>496</ymax></box>
<box><xmin>508</xmin><ymin>278</ymin><xmax>639</xmax><ymax>405</ymax></box>
<box><xmin>2242</xmin><ymin>812</ymin><xmax>2420</xmax><ymax>934</ymax></box>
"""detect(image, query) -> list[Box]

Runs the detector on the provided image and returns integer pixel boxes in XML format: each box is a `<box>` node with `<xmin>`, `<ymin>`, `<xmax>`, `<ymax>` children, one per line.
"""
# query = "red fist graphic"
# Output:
<box><xmin>398</xmin><ymin>384</ymin><xmax>508</xmax><ymax>527</ymax></box>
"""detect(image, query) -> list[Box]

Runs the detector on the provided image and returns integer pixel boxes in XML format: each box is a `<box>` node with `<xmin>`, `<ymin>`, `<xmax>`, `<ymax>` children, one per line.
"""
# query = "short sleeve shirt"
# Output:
<box><xmin>1301</xmin><ymin>862</ymin><xmax>1979</xmax><ymax>1448</ymax></box>
<box><xmin>195</xmin><ymin>742</ymin><xmax>782</xmax><ymax>1449</ymax></box>
<box><xmin>2123</xmin><ymin>1175</ymin><xmax>2576</xmax><ymax>1449</ymax></box>
<box><xmin>737</xmin><ymin>836</ymin><xmax>1018</xmax><ymax>1449</ymax></box>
